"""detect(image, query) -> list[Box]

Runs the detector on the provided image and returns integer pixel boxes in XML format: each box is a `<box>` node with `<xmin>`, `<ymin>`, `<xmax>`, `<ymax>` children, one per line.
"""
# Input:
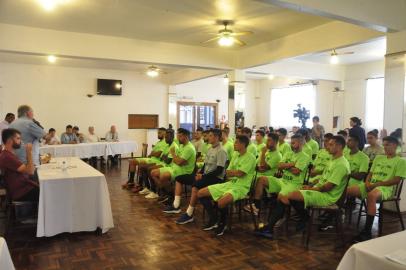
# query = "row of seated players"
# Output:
<box><xmin>122</xmin><ymin>127</ymin><xmax>406</xmax><ymax>241</ymax></box>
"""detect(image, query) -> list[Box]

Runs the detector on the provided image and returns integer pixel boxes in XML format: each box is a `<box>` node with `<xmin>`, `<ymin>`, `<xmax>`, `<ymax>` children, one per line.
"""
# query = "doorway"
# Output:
<box><xmin>177</xmin><ymin>102</ymin><xmax>218</xmax><ymax>132</ymax></box>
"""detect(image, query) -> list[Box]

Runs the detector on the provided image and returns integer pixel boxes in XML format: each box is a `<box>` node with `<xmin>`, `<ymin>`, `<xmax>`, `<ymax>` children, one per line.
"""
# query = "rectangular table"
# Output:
<box><xmin>39</xmin><ymin>141</ymin><xmax>138</xmax><ymax>159</ymax></box>
<box><xmin>337</xmin><ymin>231</ymin><xmax>406</xmax><ymax>270</ymax></box>
<box><xmin>37</xmin><ymin>157</ymin><xmax>114</xmax><ymax>237</ymax></box>
<box><xmin>0</xmin><ymin>237</ymin><xmax>15</xmax><ymax>270</ymax></box>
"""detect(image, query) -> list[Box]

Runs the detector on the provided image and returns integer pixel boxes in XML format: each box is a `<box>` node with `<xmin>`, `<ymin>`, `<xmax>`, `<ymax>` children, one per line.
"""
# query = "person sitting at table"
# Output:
<box><xmin>0</xmin><ymin>128</ymin><xmax>39</xmax><ymax>202</ymax></box>
<box><xmin>85</xmin><ymin>126</ymin><xmax>100</xmax><ymax>143</ymax></box>
<box><xmin>348</xmin><ymin>136</ymin><xmax>406</xmax><ymax>242</ymax></box>
<box><xmin>44</xmin><ymin>128</ymin><xmax>60</xmax><ymax>145</ymax></box>
<box><xmin>73</xmin><ymin>126</ymin><xmax>85</xmax><ymax>143</ymax></box>
<box><xmin>61</xmin><ymin>125</ymin><xmax>79</xmax><ymax>144</ymax></box>
<box><xmin>105</xmin><ymin>125</ymin><xmax>119</xmax><ymax>164</ymax></box>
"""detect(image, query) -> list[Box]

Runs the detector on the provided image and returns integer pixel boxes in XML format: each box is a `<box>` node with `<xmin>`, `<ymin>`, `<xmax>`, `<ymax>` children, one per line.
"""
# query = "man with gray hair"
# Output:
<box><xmin>9</xmin><ymin>105</ymin><xmax>46</xmax><ymax>166</ymax></box>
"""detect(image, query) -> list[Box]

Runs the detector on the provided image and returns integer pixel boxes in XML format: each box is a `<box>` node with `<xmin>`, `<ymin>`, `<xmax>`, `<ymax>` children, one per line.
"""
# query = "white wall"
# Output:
<box><xmin>0</xmin><ymin>62</ymin><xmax>168</xmax><ymax>156</ymax></box>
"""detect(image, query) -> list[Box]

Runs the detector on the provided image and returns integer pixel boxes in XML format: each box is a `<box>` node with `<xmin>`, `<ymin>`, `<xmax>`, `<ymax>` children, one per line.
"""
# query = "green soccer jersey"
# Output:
<box><xmin>228</xmin><ymin>151</ymin><xmax>256</xmax><ymax>187</ymax></box>
<box><xmin>302</xmin><ymin>143</ymin><xmax>313</xmax><ymax>158</ymax></box>
<box><xmin>150</xmin><ymin>139</ymin><xmax>168</xmax><ymax>162</ymax></box>
<box><xmin>305</xmin><ymin>139</ymin><xmax>320</xmax><ymax>157</ymax></box>
<box><xmin>343</xmin><ymin>146</ymin><xmax>350</xmax><ymax>156</ymax></box>
<box><xmin>315</xmin><ymin>156</ymin><xmax>350</xmax><ymax>202</ymax></box>
<box><xmin>281</xmin><ymin>150</ymin><xmax>311</xmax><ymax>185</ymax></box>
<box><xmin>172</xmin><ymin>141</ymin><xmax>196</xmax><ymax>176</ymax></box>
<box><xmin>247</xmin><ymin>142</ymin><xmax>258</xmax><ymax>157</ymax></box>
<box><xmin>277</xmin><ymin>141</ymin><xmax>292</xmax><ymax>158</ymax></box>
<box><xmin>370</xmin><ymin>155</ymin><xmax>406</xmax><ymax>184</ymax></box>
<box><xmin>222</xmin><ymin>140</ymin><xmax>234</xmax><ymax>161</ymax></box>
<box><xmin>254</xmin><ymin>142</ymin><xmax>266</xmax><ymax>155</ymax></box>
<box><xmin>161</xmin><ymin>141</ymin><xmax>179</xmax><ymax>161</ymax></box>
<box><xmin>312</xmin><ymin>148</ymin><xmax>332</xmax><ymax>174</ymax></box>
<box><xmin>345</xmin><ymin>150</ymin><xmax>370</xmax><ymax>184</ymax></box>
<box><xmin>257</xmin><ymin>149</ymin><xmax>282</xmax><ymax>176</ymax></box>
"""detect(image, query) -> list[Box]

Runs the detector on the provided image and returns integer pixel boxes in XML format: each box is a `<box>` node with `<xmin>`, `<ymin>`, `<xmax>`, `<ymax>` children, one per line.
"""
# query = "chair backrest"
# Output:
<box><xmin>303</xmin><ymin>163</ymin><xmax>313</xmax><ymax>185</ymax></box>
<box><xmin>141</xmin><ymin>143</ymin><xmax>148</xmax><ymax>158</ymax></box>
<box><xmin>248</xmin><ymin>171</ymin><xmax>259</xmax><ymax>198</ymax></box>
<box><xmin>336</xmin><ymin>175</ymin><xmax>351</xmax><ymax>208</ymax></box>
<box><xmin>392</xmin><ymin>178</ymin><xmax>404</xmax><ymax>200</ymax></box>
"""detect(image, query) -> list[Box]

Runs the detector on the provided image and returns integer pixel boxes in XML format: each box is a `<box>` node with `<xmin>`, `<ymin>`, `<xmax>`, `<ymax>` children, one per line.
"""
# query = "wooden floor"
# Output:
<box><xmin>1</xmin><ymin>160</ymin><xmax>405</xmax><ymax>270</ymax></box>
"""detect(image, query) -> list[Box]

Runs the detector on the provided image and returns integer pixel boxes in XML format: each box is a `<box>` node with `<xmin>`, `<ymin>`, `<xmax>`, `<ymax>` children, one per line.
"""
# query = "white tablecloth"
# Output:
<box><xmin>337</xmin><ymin>231</ymin><xmax>406</xmax><ymax>270</ymax></box>
<box><xmin>36</xmin><ymin>157</ymin><xmax>114</xmax><ymax>237</ymax></box>
<box><xmin>0</xmin><ymin>237</ymin><xmax>15</xmax><ymax>270</ymax></box>
<box><xmin>39</xmin><ymin>141</ymin><xmax>138</xmax><ymax>159</ymax></box>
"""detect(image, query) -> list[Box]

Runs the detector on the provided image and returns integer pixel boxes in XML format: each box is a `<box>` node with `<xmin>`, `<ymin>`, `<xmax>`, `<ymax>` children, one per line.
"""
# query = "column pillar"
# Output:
<box><xmin>228</xmin><ymin>70</ymin><xmax>246</xmax><ymax>137</ymax></box>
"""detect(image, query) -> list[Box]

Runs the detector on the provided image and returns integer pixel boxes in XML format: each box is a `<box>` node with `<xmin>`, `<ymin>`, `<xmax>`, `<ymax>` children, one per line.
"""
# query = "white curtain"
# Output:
<box><xmin>365</xmin><ymin>78</ymin><xmax>384</xmax><ymax>131</ymax></box>
<box><xmin>270</xmin><ymin>84</ymin><xmax>316</xmax><ymax>128</ymax></box>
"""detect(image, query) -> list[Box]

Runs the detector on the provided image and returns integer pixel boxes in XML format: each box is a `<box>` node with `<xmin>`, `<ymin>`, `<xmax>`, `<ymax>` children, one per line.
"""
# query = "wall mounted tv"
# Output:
<box><xmin>97</xmin><ymin>79</ymin><xmax>122</xmax><ymax>95</ymax></box>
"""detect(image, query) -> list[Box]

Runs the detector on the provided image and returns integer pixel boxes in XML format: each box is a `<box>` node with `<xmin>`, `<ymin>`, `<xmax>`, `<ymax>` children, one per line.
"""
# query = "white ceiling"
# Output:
<box><xmin>0</xmin><ymin>0</ymin><xmax>330</xmax><ymax>49</ymax></box>
<box><xmin>295</xmin><ymin>38</ymin><xmax>386</xmax><ymax>65</ymax></box>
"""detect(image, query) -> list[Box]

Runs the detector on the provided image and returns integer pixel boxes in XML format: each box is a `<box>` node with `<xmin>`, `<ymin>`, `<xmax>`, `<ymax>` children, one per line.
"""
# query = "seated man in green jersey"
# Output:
<box><xmin>345</xmin><ymin>135</ymin><xmax>370</xmax><ymax>188</ymax></box>
<box><xmin>254</xmin><ymin>129</ymin><xmax>266</xmax><ymax>154</ymax></box>
<box><xmin>149</xmin><ymin>128</ymin><xmax>195</xmax><ymax>201</ymax></box>
<box><xmin>256</xmin><ymin>136</ymin><xmax>350</xmax><ymax>239</ymax></box>
<box><xmin>276</xmin><ymin>128</ymin><xmax>292</xmax><ymax>158</ymax></box>
<box><xmin>245</xmin><ymin>132</ymin><xmax>282</xmax><ymax>214</ymax></box>
<box><xmin>308</xmin><ymin>133</ymin><xmax>334</xmax><ymax>184</ymax></box>
<box><xmin>221</xmin><ymin>129</ymin><xmax>234</xmax><ymax>161</ymax></box>
<box><xmin>338</xmin><ymin>130</ymin><xmax>351</xmax><ymax>155</ymax></box>
<box><xmin>241</xmin><ymin>127</ymin><xmax>258</xmax><ymax>157</ymax></box>
<box><xmin>297</xmin><ymin>128</ymin><xmax>319</xmax><ymax>159</ymax></box>
<box><xmin>123</xmin><ymin>127</ymin><xmax>167</xmax><ymax>190</ymax></box>
<box><xmin>140</xmin><ymin>129</ymin><xmax>178</xmax><ymax>198</ymax></box>
<box><xmin>254</xmin><ymin>134</ymin><xmax>311</xmax><ymax>238</ymax></box>
<box><xmin>348</xmin><ymin>136</ymin><xmax>406</xmax><ymax>242</ymax></box>
<box><xmin>197</xmin><ymin>135</ymin><xmax>256</xmax><ymax>236</ymax></box>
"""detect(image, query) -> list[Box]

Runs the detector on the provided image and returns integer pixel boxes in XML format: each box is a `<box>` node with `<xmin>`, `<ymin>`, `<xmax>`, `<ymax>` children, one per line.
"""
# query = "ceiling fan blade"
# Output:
<box><xmin>201</xmin><ymin>36</ymin><xmax>221</xmax><ymax>44</ymax></box>
<box><xmin>230</xmin><ymin>31</ymin><xmax>253</xmax><ymax>36</ymax></box>
<box><xmin>340</xmin><ymin>51</ymin><xmax>354</xmax><ymax>55</ymax></box>
<box><xmin>233</xmin><ymin>38</ymin><xmax>246</xmax><ymax>46</ymax></box>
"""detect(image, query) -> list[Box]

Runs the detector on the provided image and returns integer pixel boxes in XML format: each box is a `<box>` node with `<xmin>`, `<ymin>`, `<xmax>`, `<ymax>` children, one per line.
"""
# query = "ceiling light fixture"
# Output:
<box><xmin>47</xmin><ymin>55</ymin><xmax>57</xmax><ymax>63</ymax></box>
<box><xmin>146</xmin><ymin>66</ymin><xmax>159</xmax><ymax>77</ymax></box>
<box><xmin>330</xmin><ymin>50</ymin><xmax>339</xmax><ymax>65</ymax></box>
<box><xmin>223</xmin><ymin>74</ymin><xmax>229</xmax><ymax>84</ymax></box>
<box><xmin>268</xmin><ymin>74</ymin><xmax>275</xmax><ymax>80</ymax></box>
<box><xmin>38</xmin><ymin>0</ymin><xmax>70</xmax><ymax>12</ymax></box>
<box><xmin>218</xmin><ymin>35</ymin><xmax>234</xmax><ymax>47</ymax></box>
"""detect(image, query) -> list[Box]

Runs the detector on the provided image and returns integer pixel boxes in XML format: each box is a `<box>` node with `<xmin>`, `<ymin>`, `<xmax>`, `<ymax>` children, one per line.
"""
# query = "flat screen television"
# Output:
<box><xmin>97</xmin><ymin>79</ymin><xmax>122</xmax><ymax>95</ymax></box>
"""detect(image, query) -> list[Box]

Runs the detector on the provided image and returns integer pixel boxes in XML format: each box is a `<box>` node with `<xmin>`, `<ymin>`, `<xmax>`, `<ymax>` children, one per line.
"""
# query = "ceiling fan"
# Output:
<box><xmin>145</xmin><ymin>65</ymin><xmax>167</xmax><ymax>77</ymax></box>
<box><xmin>329</xmin><ymin>49</ymin><xmax>354</xmax><ymax>64</ymax></box>
<box><xmin>201</xmin><ymin>20</ymin><xmax>253</xmax><ymax>47</ymax></box>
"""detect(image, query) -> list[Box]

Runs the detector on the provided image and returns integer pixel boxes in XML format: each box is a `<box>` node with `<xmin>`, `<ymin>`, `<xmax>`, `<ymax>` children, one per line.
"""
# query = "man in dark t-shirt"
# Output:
<box><xmin>0</xmin><ymin>128</ymin><xmax>39</xmax><ymax>201</ymax></box>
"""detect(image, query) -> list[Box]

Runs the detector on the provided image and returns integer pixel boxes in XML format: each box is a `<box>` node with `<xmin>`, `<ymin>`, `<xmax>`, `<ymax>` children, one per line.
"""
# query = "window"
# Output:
<box><xmin>270</xmin><ymin>84</ymin><xmax>316</xmax><ymax>128</ymax></box>
<box><xmin>365</xmin><ymin>78</ymin><xmax>384</xmax><ymax>131</ymax></box>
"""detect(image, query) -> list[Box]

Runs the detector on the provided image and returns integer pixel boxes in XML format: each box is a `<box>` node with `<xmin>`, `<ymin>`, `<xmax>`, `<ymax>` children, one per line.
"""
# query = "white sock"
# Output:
<box><xmin>173</xmin><ymin>195</ymin><xmax>181</xmax><ymax>208</ymax></box>
<box><xmin>186</xmin><ymin>205</ymin><xmax>195</xmax><ymax>217</ymax></box>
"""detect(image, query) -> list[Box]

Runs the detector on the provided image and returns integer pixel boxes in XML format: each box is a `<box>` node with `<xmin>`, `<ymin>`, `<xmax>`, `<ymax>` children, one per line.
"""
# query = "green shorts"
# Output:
<box><xmin>348</xmin><ymin>178</ymin><xmax>364</xmax><ymax>188</ymax></box>
<box><xmin>300</xmin><ymin>190</ymin><xmax>335</xmax><ymax>208</ymax></box>
<box><xmin>266</xmin><ymin>177</ymin><xmax>301</xmax><ymax>196</ymax></box>
<box><xmin>208</xmin><ymin>181</ymin><xmax>250</xmax><ymax>202</ymax></box>
<box><xmin>359</xmin><ymin>184</ymin><xmax>394</xmax><ymax>200</ymax></box>
<box><xmin>136</xmin><ymin>157</ymin><xmax>160</xmax><ymax>165</ymax></box>
<box><xmin>159</xmin><ymin>166</ymin><xmax>176</xmax><ymax>181</ymax></box>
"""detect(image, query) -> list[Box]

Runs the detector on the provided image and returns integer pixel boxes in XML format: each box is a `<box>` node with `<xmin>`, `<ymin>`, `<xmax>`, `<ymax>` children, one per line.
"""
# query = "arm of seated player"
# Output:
<box><xmin>366</xmin><ymin>175</ymin><xmax>401</xmax><ymax>191</ymax></box>
<box><xmin>226</xmin><ymin>169</ymin><xmax>246</xmax><ymax>178</ymax></box>
<box><xmin>171</xmin><ymin>152</ymin><xmax>187</xmax><ymax>166</ymax></box>
<box><xmin>310</xmin><ymin>167</ymin><xmax>323</xmax><ymax>177</ymax></box>
<box><xmin>149</xmin><ymin>150</ymin><xmax>163</xmax><ymax>158</ymax></box>
<box><xmin>258</xmin><ymin>147</ymin><xmax>269</xmax><ymax>168</ymax></box>
<box><xmin>350</xmin><ymin>171</ymin><xmax>367</xmax><ymax>181</ymax></box>
<box><xmin>204</xmin><ymin>166</ymin><xmax>225</xmax><ymax>179</ymax></box>
<box><xmin>289</xmin><ymin>166</ymin><xmax>302</xmax><ymax>175</ymax></box>
<box><xmin>278</xmin><ymin>162</ymin><xmax>295</xmax><ymax>170</ymax></box>
<box><xmin>309</xmin><ymin>182</ymin><xmax>335</xmax><ymax>192</ymax></box>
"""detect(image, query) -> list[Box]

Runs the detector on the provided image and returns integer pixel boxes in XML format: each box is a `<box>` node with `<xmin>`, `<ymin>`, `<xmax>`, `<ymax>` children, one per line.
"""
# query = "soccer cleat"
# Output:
<box><xmin>145</xmin><ymin>192</ymin><xmax>159</xmax><ymax>199</ymax></box>
<box><xmin>163</xmin><ymin>205</ymin><xmax>181</xmax><ymax>214</ymax></box>
<box><xmin>176</xmin><ymin>213</ymin><xmax>194</xmax><ymax>225</ymax></box>
<box><xmin>243</xmin><ymin>204</ymin><xmax>259</xmax><ymax>216</ymax></box>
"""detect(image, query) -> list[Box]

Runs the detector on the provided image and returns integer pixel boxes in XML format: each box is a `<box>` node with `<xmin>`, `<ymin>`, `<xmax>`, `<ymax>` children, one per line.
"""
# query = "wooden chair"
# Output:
<box><xmin>303</xmin><ymin>175</ymin><xmax>351</xmax><ymax>248</ymax></box>
<box><xmin>356</xmin><ymin>179</ymin><xmax>405</xmax><ymax>236</ymax></box>
<box><xmin>133</xmin><ymin>143</ymin><xmax>148</xmax><ymax>185</ymax></box>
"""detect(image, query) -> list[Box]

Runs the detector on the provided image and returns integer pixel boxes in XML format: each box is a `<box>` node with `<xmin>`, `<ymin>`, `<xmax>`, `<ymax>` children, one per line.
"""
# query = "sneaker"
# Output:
<box><xmin>145</xmin><ymin>192</ymin><xmax>159</xmax><ymax>199</ymax></box>
<box><xmin>254</xmin><ymin>227</ymin><xmax>273</xmax><ymax>239</ymax></box>
<box><xmin>215</xmin><ymin>223</ymin><xmax>227</xmax><ymax>236</ymax></box>
<box><xmin>131</xmin><ymin>185</ymin><xmax>143</xmax><ymax>193</ymax></box>
<box><xmin>352</xmin><ymin>231</ymin><xmax>372</xmax><ymax>243</ymax></box>
<box><xmin>139</xmin><ymin>188</ymin><xmax>150</xmax><ymax>195</ymax></box>
<box><xmin>318</xmin><ymin>221</ymin><xmax>334</xmax><ymax>231</ymax></box>
<box><xmin>176</xmin><ymin>213</ymin><xmax>194</xmax><ymax>225</ymax></box>
<box><xmin>157</xmin><ymin>195</ymin><xmax>169</xmax><ymax>203</ymax></box>
<box><xmin>163</xmin><ymin>205</ymin><xmax>181</xmax><ymax>214</ymax></box>
<box><xmin>202</xmin><ymin>221</ymin><xmax>218</xmax><ymax>231</ymax></box>
<box><xmin>243</xmin><ymin>204</ymin><xmax>259</xmax><ymax>216</ymax></box>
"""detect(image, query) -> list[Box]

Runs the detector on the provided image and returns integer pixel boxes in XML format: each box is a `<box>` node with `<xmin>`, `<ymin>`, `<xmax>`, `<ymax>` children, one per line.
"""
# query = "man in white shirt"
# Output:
<box><xmin>45</xmin><ymin>128</ymin><xmax>60</xmax><ymax>145</ymax></box>
<box><xmin>86</xmin><ymin>126</ymin><xmax>100</xmax><ymax>143</ymax></box>
<box><xmin>105</xmin><ymin>125</ymin><xmax>119</xmax><ymax>142</ymax></box>
<box><xmin>105</xmin><ymin>125</ymin><xmax>119</xmax><ymax>164</ymax></box>
<box><xmin>0</xmin><ymin>113</ymin><xmax>15</xmax><ymax>145</ymax></box>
